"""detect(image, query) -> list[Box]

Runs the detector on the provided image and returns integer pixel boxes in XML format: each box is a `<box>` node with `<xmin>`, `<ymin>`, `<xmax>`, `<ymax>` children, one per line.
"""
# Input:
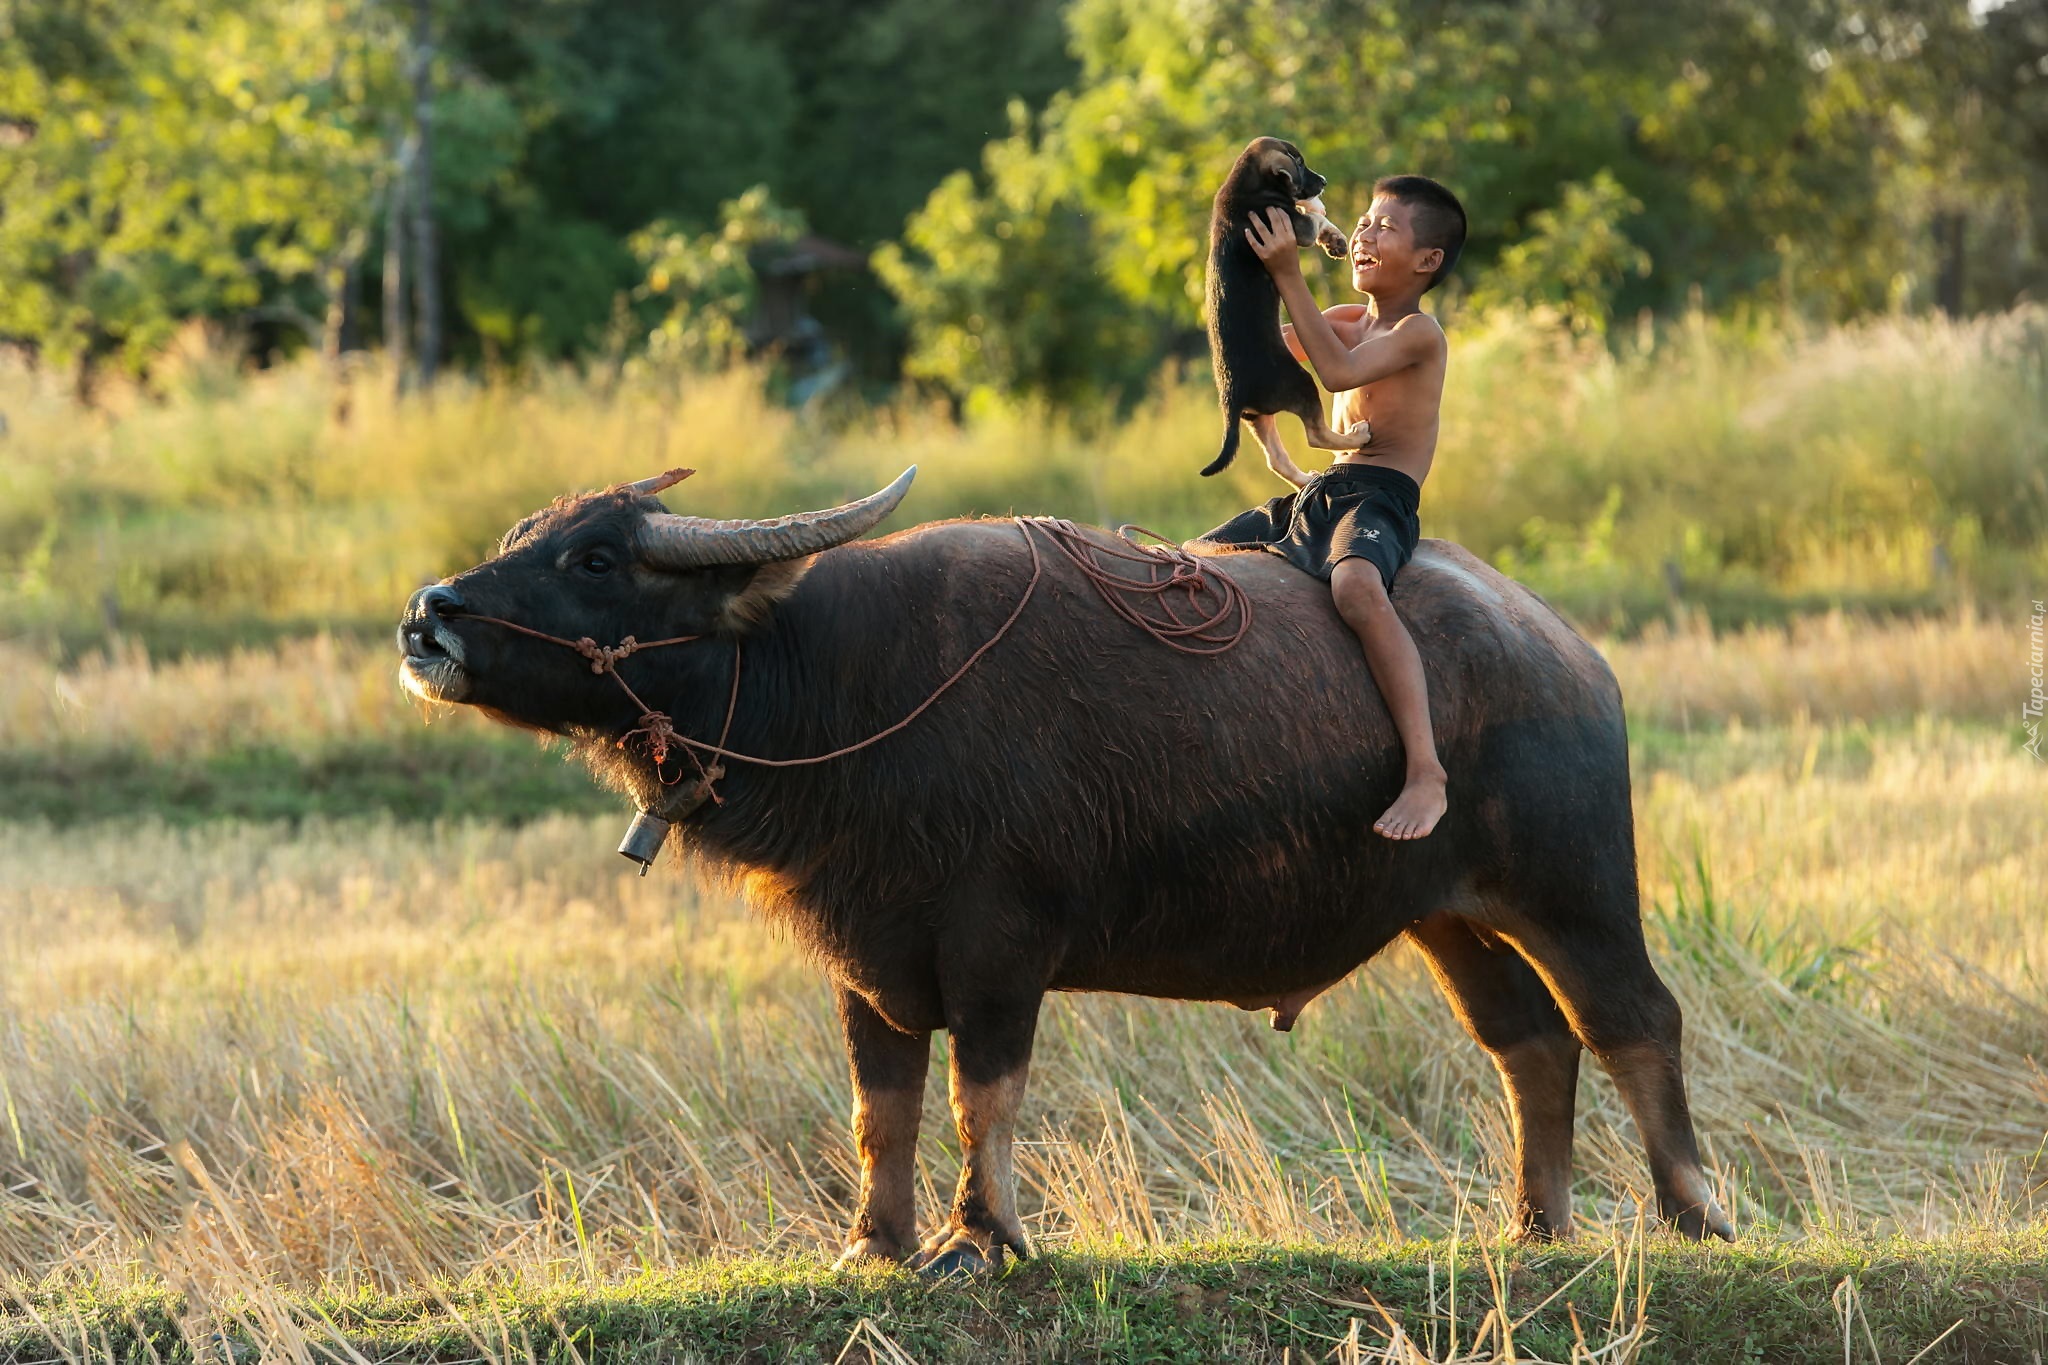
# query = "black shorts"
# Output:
<box><xmin>1195</xmin><ymin>463</ymin><xmax>1422</xmax><ymax>590</ymax></box>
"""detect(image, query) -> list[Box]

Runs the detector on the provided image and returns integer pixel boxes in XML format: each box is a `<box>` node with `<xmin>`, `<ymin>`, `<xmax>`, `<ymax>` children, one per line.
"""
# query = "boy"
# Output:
<box><xmin>1196</xmin><ymin>175</ymin><xmax>1465</xmax><ymax>840</ymax></box>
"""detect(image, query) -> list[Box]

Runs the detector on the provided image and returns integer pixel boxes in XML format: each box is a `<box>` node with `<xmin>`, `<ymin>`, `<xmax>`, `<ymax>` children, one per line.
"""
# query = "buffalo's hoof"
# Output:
<box><xmin>908</xmin><ymin>1229</ymin><xmax>1025</xmax><ymax>1278</ymax></box>
<box><xmin>917</xmin><ymin>1244</ymin><xmax>995</xmax><ymax>1278</ymax></box>
<box><xmin>1509</xmin><ymin>1218</ymin><xmax>1570</xmax><ymax>1244</ymax></box>
<box><xmin>834</xmin><ymin>1234</ymin><xmax>915</xmax><ymax>1269</ymax></box>
<box><xmin>1666</xmin><ymin>1201</ymin><xmax>1736</xmax><ymax>1243</ymax></box>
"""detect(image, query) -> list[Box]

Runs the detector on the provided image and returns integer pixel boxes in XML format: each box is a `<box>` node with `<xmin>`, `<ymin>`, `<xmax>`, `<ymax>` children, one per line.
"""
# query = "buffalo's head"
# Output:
<box><xmin>397</xmin><ymin>466</ymin><xmax>915</xmax><ymax>736</ymax></box>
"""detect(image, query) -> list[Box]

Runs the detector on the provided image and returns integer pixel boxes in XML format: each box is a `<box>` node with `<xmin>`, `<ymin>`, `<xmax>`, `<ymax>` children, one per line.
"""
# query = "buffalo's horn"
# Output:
<box><xmin>638</xmin><ymin>466</ymin><xmax>917</xmax><ymax>568</ymax></box>
<box><xmin>620</xmin><ymin>467</ymin><xmax>696</xmax><ymax>496</ymax></box>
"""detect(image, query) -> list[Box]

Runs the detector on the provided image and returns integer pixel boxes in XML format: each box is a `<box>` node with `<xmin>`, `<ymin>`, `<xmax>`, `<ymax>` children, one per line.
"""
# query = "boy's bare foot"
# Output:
<box><xmin>1374</xmin><ymin>769</ymin><xmax>1446</xmax><ymax>840</ymax></box>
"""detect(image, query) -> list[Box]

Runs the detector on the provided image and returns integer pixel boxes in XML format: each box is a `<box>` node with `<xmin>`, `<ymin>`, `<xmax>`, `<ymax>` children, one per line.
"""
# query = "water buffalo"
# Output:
<box><xmin>397</xmin><ymin>468</ymin><xmax>1732</xmax><ymax>1271</ymax></box>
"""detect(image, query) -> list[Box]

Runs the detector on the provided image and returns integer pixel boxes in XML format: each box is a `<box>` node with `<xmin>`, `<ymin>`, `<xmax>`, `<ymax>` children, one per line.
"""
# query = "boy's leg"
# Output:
<box><xmin>1330</xmin><ymin>558</ymin><xmax>1447</xmax><ymax>840</ymax></box>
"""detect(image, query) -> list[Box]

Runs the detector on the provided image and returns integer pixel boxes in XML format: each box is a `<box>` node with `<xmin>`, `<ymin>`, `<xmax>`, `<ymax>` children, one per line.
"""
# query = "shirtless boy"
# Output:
<box><xmin>1196</xmin><ymin>174</ymin><xmax>1466</xmax><ymax>840</ymax></box>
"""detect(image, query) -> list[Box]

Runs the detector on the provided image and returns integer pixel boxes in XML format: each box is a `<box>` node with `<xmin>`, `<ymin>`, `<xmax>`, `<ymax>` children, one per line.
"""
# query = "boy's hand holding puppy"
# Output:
<box><xmin>1243</xmin><ymin>206</ymin><xmax>1313</xmax><ymax>280</ymax></box>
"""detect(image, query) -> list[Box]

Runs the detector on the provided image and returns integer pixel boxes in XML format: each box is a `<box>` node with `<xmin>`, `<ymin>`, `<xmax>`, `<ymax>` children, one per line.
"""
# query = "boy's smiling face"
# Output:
<box><xmin>1350</xmin><ymin>195</ymin><xmax>1440</xmax><ymax>297</ymax></box>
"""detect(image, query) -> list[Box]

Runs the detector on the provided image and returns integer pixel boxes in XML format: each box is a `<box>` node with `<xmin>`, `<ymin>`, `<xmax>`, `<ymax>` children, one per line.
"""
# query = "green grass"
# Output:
<box><xmin>7</xmin><ymin>1239</ymin><xmax>2045</xmax><ymax>1363</ymax></box>
<box><xmin>0</xmin><ymin>722</ymin><xmax>2008</xmax><ymax>826</ymax></box>
<box><xmin>0</xmin><ymin>737</ymin><xmax>612</xmax><ymax>824</ymax></box>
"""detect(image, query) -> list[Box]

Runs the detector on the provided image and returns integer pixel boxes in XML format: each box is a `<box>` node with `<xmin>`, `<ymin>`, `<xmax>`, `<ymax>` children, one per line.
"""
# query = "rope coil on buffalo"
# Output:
<box><xmin>453</xmin><ymin>496</ymin><xmax>1253</xmax><ymax>873</ymax></box>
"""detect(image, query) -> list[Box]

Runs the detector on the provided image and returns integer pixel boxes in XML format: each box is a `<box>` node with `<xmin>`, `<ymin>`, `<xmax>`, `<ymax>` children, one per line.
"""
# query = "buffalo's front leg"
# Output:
<box><xmin>910</xmin><ymin>990</ymin><xmax>1041</xmax><ymax>1275</ymax></box>
<box><xmin>833</xmin><ymin>987</ymin><xmax>931</xmax><ymax>1267</ymax></box>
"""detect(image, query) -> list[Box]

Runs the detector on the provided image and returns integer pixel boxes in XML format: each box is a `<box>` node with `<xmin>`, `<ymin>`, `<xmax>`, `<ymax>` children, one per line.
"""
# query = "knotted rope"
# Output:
<box><xmin>1035</xmin><ymin>518</ymin><xmax>1252</xmax><ymax>655</ymax></box>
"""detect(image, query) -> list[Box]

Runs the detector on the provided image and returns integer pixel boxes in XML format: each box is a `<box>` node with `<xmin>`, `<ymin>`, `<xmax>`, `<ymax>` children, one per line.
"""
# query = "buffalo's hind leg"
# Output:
<box><xmin>1409</xmin><ymin>911</ymin><xmax>1582</xmax><ymax>1239</ymax></box>
<box><xmin>833</xmin><ymin>987</ymin><xmax>931</xmax><ymax>1267</ymax></box>
<box><xmin>1485</xmin><ymin>906</ymin><xmax>1734</xmax><ymax>1241</ymax></box>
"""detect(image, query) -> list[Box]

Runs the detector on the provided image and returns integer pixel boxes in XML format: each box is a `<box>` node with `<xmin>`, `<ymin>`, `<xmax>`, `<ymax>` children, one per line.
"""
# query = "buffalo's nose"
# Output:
<box><xmin>401</xmin><ymin>583</ymin><xmax>466</xmax><ymax>657</ymax></box>
<box><xmin>410</xmin><ymin>583</ymin><xmax>465</xmax><ymax>620</ymax></box>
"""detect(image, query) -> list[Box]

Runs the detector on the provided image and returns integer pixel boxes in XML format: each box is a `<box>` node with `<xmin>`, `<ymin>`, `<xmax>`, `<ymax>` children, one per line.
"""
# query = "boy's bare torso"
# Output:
<box><xmin>1322</xmin><ymin>304</ymin><xmax>1445</xmax><ymax>487</ymax></box>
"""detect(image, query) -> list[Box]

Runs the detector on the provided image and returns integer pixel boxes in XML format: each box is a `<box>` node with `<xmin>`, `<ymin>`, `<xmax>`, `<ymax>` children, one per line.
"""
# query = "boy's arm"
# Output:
<box><xmin>1281</xmin><ymin>305</ymin><xmax>1367</xmax><ymax>363</ymax></box>
<box><xmin>1249</xmin><ymin>414</ymin><xmax>1310</xmax><ymax>488</ymax></box>
<box><xmin>1246</xmin><ymin>210</ymin><xmax>1436</xmax><ymax>391</ymax></box>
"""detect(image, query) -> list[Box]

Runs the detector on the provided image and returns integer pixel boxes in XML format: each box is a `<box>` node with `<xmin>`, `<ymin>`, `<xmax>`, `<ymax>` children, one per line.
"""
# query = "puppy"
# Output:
<box><xmin>1201</xmin><ymin>136</ymin><xmax>1361</xmax><ymax>477</ymax></box>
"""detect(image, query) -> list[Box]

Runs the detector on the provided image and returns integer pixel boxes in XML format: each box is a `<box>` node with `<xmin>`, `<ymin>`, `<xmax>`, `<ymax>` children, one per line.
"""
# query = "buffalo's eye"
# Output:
<box><xmin>578</xmin><ymin>551</ymin><xmax>614</xmax><ymax>577</ymax></box>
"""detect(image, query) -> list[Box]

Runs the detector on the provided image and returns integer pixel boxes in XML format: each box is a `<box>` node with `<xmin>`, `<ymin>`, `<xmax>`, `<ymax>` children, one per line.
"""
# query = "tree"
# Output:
<box><xmin>787</xmin><ymin>0</ymin><xmax>1075</xmax><ymax>247</ymax></box>
<box><xmin>5</xmin><ymin>0</ymin><xmax>2031</xmax><ymax>390</ymax></box>
<box><xmin>630</xmin><ymin>186</ymin><xmax>808</xmax><ymax>370</ymax></box>
<box><xmin>406</xmin><ymin>0</ymin><xmax>441</xmax><ymax>387</ymax></box>
<box><xmin>875</xmin><ymin>117</ymin><xmax>1170</xmax><ymax>409</ymax></box>
<box><xmin>0</xmin><ymin>0</ymin><xmax>402</xmax><ymax>388</ymax></box>
<box><xmin>428</xmin><ymin>0</ymin><xmax>799</xmax><ymax>361</ymax></box>
<box><xmin>1463</xmin><ymin>172</ymin><xmax>1651</xmax><ymax>333</ymax></box>
<box><xmin>879</xmin><ymin>0</ymin><xmax>2042</xmax><ymax>405</ymax></box>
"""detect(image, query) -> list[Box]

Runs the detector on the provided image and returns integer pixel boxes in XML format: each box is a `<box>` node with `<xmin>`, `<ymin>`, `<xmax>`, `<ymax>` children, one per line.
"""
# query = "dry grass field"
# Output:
<box><xmin>0</xmin><ymin>611</ymin><xmax>2043</xmax><ymax>1360</ymax></box>
<box><xmin>1</xmin><ymin>303</ymin><xmax>2043</xmax><ymax>1355</ymax></box>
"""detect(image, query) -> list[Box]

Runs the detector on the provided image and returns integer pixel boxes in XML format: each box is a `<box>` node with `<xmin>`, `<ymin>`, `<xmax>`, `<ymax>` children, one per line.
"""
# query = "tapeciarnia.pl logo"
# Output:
<box><xmin>2025</xmin><ymin>599</ymin><xmax>2045</xmax><ymax>760</ymax></box>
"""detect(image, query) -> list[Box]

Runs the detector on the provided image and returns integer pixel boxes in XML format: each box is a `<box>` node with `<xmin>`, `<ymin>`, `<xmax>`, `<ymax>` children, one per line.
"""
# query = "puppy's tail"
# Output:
<box><xmin>1200</xmin><ymin>417</ymin><xmax>1241</xmax><ymax>478</ymax></box>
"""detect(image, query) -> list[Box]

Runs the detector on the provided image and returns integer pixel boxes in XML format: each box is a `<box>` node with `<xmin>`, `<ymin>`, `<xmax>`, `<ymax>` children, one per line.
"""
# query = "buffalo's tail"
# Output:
<box><xmin>1200</xmin><ymin>416</ymin><xmax>1241</xmax><ymax>477</ymax></box>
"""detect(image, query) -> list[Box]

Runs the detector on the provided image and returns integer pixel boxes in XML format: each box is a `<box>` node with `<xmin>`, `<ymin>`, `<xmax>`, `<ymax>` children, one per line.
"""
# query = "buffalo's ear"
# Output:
<box><xmin>718</xmin><ymin>555</ymin><xmax>817</xmax><ymax>632</ymax></box>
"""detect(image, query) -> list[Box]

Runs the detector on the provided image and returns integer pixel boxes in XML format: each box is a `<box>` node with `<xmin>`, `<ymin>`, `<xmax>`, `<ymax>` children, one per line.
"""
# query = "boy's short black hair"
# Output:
<box><xmin>1373</xmin><ymin>174</ymin><xmax>1466</xmax><ymax>294</ymax></box>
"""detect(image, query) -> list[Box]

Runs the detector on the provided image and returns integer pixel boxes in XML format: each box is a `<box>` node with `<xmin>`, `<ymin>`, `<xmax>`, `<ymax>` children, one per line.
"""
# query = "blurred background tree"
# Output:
<box><xmin>0</xmin><ymin>0</ymin><xmax>2041</xmax><ymax>403</ymax></box>
<box><xmin>630</xmin><ymin>187</ymin><xmax>809</xmax><ymax>371</ymax></box>
<box><xmin>0</xmin><ymin>0</ymin><xmax>402</xmax><ymax>395</ymax></box>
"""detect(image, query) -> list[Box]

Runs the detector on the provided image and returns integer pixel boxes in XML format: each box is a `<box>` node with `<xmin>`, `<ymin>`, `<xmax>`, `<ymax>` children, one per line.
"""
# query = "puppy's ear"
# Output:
<box><xmin>1258</xmin><ymin>146</ymin><xmax>1296</xmax><ymax>181</ymax></box>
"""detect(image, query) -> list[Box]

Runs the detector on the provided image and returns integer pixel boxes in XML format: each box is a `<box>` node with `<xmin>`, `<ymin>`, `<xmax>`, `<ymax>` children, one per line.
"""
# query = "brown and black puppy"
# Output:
<box><xmin>1202</xmin><ymin>136</ymin><xmax>1359</xmax><ymax>477</ymax></box>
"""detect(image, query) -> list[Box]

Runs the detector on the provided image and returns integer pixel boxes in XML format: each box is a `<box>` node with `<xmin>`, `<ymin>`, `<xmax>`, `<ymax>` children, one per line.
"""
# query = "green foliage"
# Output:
<box><xmin>880</xmin><ymin>0</ymin><xmax>2048</xmax><ymax>405</ymax></box>
<box><xmin>1493</xmin><ymin>484</ymin><xmax>1632</xmax><ymax>596</ymax></box>
<box><xmin>463</xmin><ymin>213</ymin><xmax>627</xmax><ymax>358</ymax></box>
<box><xmin>431</xmin><ymin>0</ymin><xmax>802</xmax><ymax>360</ymax></box>
<box><xmin>0</xmin><ymin>0</ymin><xmax>1076</xmax><ymax>375</ymax></box>
<box><xmin>1</xmin><ymin>305</ymin><xmax>2040</xmax><ymax>650</ymax></box>
<box><xmin>1465</xmin><ymin>172</ymin><xmax>1651</xmax><ymax>334</ymax></box>
<box><xmin>631</xmin><ymin>188</ymin><xmax>808</xmax><ymax>370</ymax></box>
<box><xmin>0</xmin><ymin>0</ymin><xmax>401</xmax><ymax>374</ymax></box>
<box><xmin>1</xmin><ymin>0</ymin><xmax>2041</xmax><ymax>401</ymax></box>
<box><xmin>780</xmin><ymin>0</ymin><xmax>1076</xmax><ymax>247</ymax></box>
<box><xmin>873</xmin><ymin>111</ymin><xmax>1170</xmax><ymax>408</ymax></box>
